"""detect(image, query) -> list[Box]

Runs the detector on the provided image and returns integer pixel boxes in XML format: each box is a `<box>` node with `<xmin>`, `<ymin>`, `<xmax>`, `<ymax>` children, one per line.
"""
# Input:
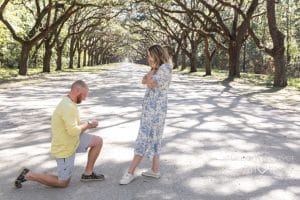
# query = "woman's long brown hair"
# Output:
<box><xmin>148</xmin><ymin>44</ymin><xmax>169</xmax><ymax>72</ymax></box>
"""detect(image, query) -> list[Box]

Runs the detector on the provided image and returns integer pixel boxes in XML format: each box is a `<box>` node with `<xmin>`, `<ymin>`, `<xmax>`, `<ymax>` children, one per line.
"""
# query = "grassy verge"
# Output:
<box><xmin>0</xmin><ymin>63</ymin><xmax>114</xmax><ymax>83</ymax></box>
<box><xmin>174</xmin><ymin>67</ymin><xmax>300</xmax><ymax>90</ymax></box>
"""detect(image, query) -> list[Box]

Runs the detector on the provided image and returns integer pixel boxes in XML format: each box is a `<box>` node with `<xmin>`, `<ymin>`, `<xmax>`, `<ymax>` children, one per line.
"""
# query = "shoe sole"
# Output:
<box><xmin>80</xmin><ymin>178</ymin><xmax>105</xmax><ymax>182</ymax></box>
<box><xmin>119</xmin><ymin>180</ymin><xmax>134</xmax><ymax>185</ymax></box>
<box><xmin>119</xmin><ymin>177</ymin><xmax>136</xmax><ymax>185</ymax></box>
<box><xmin>141</xmin><ymin>173</ymin><xmax>160</xmax><ymax>179</ymax></box>
<box><xmin>14</xmin><ymin>168</ymin><xmax>30</xmax><ymax>188</ymax></box>
<box><xmin>14</xmin><ymin>180</ymin><xmax>22</xmax><ymax>188</ymax></box>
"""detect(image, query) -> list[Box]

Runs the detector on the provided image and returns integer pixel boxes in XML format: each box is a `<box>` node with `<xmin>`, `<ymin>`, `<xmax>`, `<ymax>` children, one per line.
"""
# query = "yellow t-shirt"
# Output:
<box><xmin>51</xmin><ymin>96</ymin><xmax>82</xmax><ymax>158</ymax></box>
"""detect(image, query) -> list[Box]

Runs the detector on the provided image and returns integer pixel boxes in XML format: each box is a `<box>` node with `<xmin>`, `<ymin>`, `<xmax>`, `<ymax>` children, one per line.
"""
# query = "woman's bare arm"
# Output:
<box><xmin>142</xmin><ymin>70</ymin><xmax>154</xmax><ymax>85</ymax></box>
<box><xmin>146</xmin><ymin>79</ymin><xmax>157</xmax><ymax>88</ymax></box>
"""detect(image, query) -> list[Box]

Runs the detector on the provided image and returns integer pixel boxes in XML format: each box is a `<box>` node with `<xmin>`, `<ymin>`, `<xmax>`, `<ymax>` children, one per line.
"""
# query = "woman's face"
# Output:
<box><xmin>147</xmin><ymin>51</ymin><xmax>155</xmax><ymax>67</ymax></box>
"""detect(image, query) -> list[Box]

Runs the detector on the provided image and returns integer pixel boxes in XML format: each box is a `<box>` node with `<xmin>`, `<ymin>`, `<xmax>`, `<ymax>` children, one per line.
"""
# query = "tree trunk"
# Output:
<box><xmin>204</xmin><ymin>37</ymin><xmax>211</xmax><ymax>76</ymax></box>
<box><xmin>266</xmin><ymin>0</ymin><xmax>287</xmax><ymax>87</ymax></box>
<box><xmin>273</xmin><ymin>50</ymin><xmax>287</xmax><ymax>87</ymax></box>
<box><xmin>228</xmin><ymin>8</ymin><xmax>241</xmax><ymax>78</ymax></box>
<box><xmin>205</xmin><ymin>58</ymin><xmax>212</xmax><ymax>76</ymax></box>
<box><xmin>91</xmin><ymin>52</ymin><xmax>94</xmax><ymax>66</ymax></box>
<box><xmin>181</xmin><ymin>34</ymin><xmax>188</xmax><ymax>71</ymax></box>
<box><xmin>19</xmin><ymin>42</ymin><xmax>32</xmax><ymax>75</ymax></box>
<box><xmin>43</xmin><ymin>41</ymin><xmax>52</xmax><ymax>73</ymax></box>
<box><xmin>83</xmin><ymin>48</ymin><xmax>87</xmax><ymax>67</ymax></box>
<box><xmin>98</xmin><ymin>53</ymin><xmax>102</xmax><ymax>64</ymax></box>
<box><xmin>189</xmin><ymin>41</ymin><xmax>198</xmax><ymax>73</ymax></box>
<box><xmin>31</xmin><ymin>53</ymin><xmax>38</xmax><ymax>68</ymax></box>
<box><xmin>31</xmin><ymin>43</ymin><xmax>41</xmax><ymax>68</ymax></box>
<box><xmin>242</xmin><ymin>42</ymin><xmax>247</xmax><ymax>72</ymax></box>
<box><xmin>96</xmin><ymin>53</ymin><xmax>99</xmax><ymax>65</ymax></box>
<box><xmin>190</xmin><ymin>52</ymin><xmax>197</xmax><ymax>73</ymax></box>
<box><xmin>204</xmin><ymin>55</ymin><xmax>212</xmax><ymax>76</ymax></box>
<box><xmin>69</xmin><ymin>50</ymin><xmax>75</xmax><ymax>69</ymax></box>
<box><xmin>173</xmin><ymin>53</ymin><xmax>178</xmax><ymax>69</ymax></box>
<box><xmin>56</xmin><ymin>46</ymin><xmax>63</xmax><ymax>71</ymax></box>
<box><xmin>69</xmin><ymin>36</ymin><xmax>76</xmax><ymax>69</ymax></box>
<box><xmin>55</xmin><ymin>34</ymin><xmax>69</xmax><ymax>71</ymax></box>
<box><xmin>228</xmin><ymin>41</ymin><xmax>241</xmax><ymax>78</ymax></box>
<box><xmin>88</xmin><ymin>51</ymin><xmax>91</xmax><ymax>66</ymax></box>
<box><xmin>77</xmin><ymin>49</ymin><xmax>81</xmax><ymax>68</ymax></box>
<box><xmin>181</xmin><ymin>50</ymin><xmax>186</xmax><ymax>71</ymax></box>
<box><xmin>173</xmin><ymin>45</ymin><xmax>180</xmax><ymax>69</ymax></box>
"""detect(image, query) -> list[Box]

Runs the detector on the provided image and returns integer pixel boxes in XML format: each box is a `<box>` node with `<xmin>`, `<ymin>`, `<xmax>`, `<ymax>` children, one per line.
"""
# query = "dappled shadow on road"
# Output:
<box><xmin>220</xmin><ymin>77</ymin><xmax>285</xmax><ymax>97</ymax></box>
<box><xmin>0</xmin><ymin>63</ymin><xmax>299</xmax><ymax>199</ymax></box>
<box><xmin>162</xmin><ymin>73</ymin><xmax>299</xmax><ymax>199</ymax></box>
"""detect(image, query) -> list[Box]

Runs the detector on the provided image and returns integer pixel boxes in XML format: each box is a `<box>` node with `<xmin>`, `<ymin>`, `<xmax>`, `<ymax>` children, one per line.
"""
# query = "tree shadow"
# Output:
<box><xmin>0</xmin><ymin>63</ymin><xmax>299</xmax><ymax>199</ymax></box>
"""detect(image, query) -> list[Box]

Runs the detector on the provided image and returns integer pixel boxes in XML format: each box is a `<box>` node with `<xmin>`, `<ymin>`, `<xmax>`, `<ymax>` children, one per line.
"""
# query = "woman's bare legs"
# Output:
<box><xmin>152</xmin><ymin>155</ymin><xmax>160</xmax><ymax>172</ymax></box>
<box><xmin>127</xmin><ymin>155</ymin><xmax>143</xmax><ymax>174</ymax></box>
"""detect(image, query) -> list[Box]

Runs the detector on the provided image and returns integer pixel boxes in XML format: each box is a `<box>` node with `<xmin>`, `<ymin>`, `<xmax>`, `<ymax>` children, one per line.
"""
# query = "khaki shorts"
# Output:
<box><xmin>55</xmin><ymin>133</ymin><xmax>93</xmax><ymax>181</ymax></box>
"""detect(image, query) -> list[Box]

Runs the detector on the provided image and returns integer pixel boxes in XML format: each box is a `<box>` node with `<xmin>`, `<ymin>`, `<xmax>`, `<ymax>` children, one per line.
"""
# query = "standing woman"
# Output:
<box><xmin>120</xmin><ymin>44</ymin><xmax>173</xmax><ymax>185</ymax></box>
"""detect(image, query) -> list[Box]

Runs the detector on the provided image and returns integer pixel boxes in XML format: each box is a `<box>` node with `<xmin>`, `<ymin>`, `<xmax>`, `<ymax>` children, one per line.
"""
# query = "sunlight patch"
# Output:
<box><xmin>256</xmin><ymin>189</ymin><xmax>299</xmax><ymax>200</ymax></box>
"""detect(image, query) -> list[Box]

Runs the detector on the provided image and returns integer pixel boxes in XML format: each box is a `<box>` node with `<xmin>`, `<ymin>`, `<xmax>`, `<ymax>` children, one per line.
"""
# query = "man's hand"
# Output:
<box><xmin>81</xmin><ymin>119</ymin><xmax>98</xmax><ymax>133</ymax></box>
<box><xmin>88</xmin><ymin>119</ymin><xmax>98</xmax><ymax>128</ymax></box>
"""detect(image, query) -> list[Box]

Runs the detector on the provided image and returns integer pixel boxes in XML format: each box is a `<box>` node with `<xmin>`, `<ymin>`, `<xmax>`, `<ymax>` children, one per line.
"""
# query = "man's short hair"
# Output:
<box><xmin>71</xmin><ymin>80</ymin><xmax>88</xmax><ymax>90</ymax></box>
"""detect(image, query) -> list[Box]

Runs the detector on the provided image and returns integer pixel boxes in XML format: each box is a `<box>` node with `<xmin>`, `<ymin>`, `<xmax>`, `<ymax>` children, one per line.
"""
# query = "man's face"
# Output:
<box><xmin>76</xmin><ymin>88</ymin><xmax>88</xmax><ymax>104</ymax></box>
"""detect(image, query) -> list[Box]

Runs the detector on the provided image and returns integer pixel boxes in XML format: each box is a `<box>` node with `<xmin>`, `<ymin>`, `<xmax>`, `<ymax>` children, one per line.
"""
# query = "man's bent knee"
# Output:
<box><xmin>93</xmin><ymin>136</ymin><xmax>103</xmax><ymax>147</ymax></box>
<box><xmin>88</xmin><ymin>135</ymin><xmax>103</xmax><ymax>148</ymax></box>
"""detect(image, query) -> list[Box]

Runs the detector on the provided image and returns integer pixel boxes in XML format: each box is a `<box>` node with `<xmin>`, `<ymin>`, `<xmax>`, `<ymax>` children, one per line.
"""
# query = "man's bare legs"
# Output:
<box><xmin>25</xmin><ymin>172</ymin><xmax>69</xmax><ymax>188</ymax></box>
<box><xmin>17</xmin><ymin>136</ymin><xmax>103</xmax><ymax>188</ymax></box>
<box><xmin>84</xmin><ymin>136</ymin><xmax>103</xmax><ymax>175</ymax></box>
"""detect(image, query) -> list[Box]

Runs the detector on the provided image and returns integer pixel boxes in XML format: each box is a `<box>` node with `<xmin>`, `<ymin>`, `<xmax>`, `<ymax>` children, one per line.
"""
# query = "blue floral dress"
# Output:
<box><xmin>134</xmin><ymin>63</ymin><xmax>172</xmax><ymax>158</ymax></box>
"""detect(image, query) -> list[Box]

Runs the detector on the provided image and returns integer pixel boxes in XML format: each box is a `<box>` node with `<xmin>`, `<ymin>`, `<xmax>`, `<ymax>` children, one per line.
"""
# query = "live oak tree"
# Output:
<box><xmin>0</xmin><ymin>0</ymin><xmax>123</xmax><ymax>74</ymax></box>
<box><xmin>144</xmin><ymin>9</ymin><xmax>184</xmax><ymax>69</ymax></box>
<box><xmin>173</xmin><ymin>0</ymin><xmax>260</xmax><ymax>78</ymax></box>
<box><xmin>42</xmin><ymin>4</ymin><xmax>67</xmax><ymax>73</ymax></box>
<box><xmin>122</xmin><ymin>8</ymin><xmax>169</xmax><ymax>63</ymax></box>
<box><xmin>0</xmin><ymin>0</ymin><xmax>298</xmax><ymax>89</ymax></box>
<box><xmin>250</xmin><ymin>0</ymin><xmax>287</xmax><ymax>87</ymax></box>
<box><xmin>0</xmin><ymin>0</ymin><xmax>86</xmax><ymax>75</ymax></box>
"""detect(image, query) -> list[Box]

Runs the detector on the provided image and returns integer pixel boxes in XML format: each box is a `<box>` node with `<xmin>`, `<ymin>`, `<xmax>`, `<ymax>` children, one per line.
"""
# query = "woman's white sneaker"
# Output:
<box><xmin>141</xmin><ymin>169</ymin><xmax>160</xmax><ymax>179</ymax></box>
<box><xmin>119</xmin><ymin>172</ymin><xmax>135</xmax><ymax>185</ymax></box>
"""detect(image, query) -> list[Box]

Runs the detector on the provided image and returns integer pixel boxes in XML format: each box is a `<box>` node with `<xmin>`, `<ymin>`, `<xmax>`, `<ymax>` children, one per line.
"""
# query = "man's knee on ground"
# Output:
<box><xmin>57</xmin><ymin>179</ymin><xmax>70</xmax><ymax>188</ymax></box>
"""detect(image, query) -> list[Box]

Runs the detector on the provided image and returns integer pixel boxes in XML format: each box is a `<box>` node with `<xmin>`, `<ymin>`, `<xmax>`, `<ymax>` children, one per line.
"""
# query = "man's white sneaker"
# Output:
<box><xmin>141</xmin><ymin>169</ymin><xmax>160</xmax><ymax>179</ymax></box>
<box><xmin>119</xmin><ymin>172</ymin><xmax>135</xmax><ymax>185</ymax></box>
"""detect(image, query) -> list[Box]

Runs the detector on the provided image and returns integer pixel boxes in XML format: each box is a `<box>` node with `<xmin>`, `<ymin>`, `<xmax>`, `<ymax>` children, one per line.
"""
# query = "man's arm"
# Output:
<box><xmin>62</xmin><ymin>106</ymin><xmax>98</xmax><ymax>136</ymax></box>
<box><xmin>79</xmin><ymin>120</ymin><xmax>98</xmax><ymax>134</ymax></box>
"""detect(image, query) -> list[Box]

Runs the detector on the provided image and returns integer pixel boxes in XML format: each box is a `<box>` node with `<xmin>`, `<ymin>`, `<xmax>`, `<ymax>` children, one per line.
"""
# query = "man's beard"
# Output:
<box><xmin>76</xmin><ymin>95</ymin><xmax>82</xmax><ymax>104</ymax></box>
